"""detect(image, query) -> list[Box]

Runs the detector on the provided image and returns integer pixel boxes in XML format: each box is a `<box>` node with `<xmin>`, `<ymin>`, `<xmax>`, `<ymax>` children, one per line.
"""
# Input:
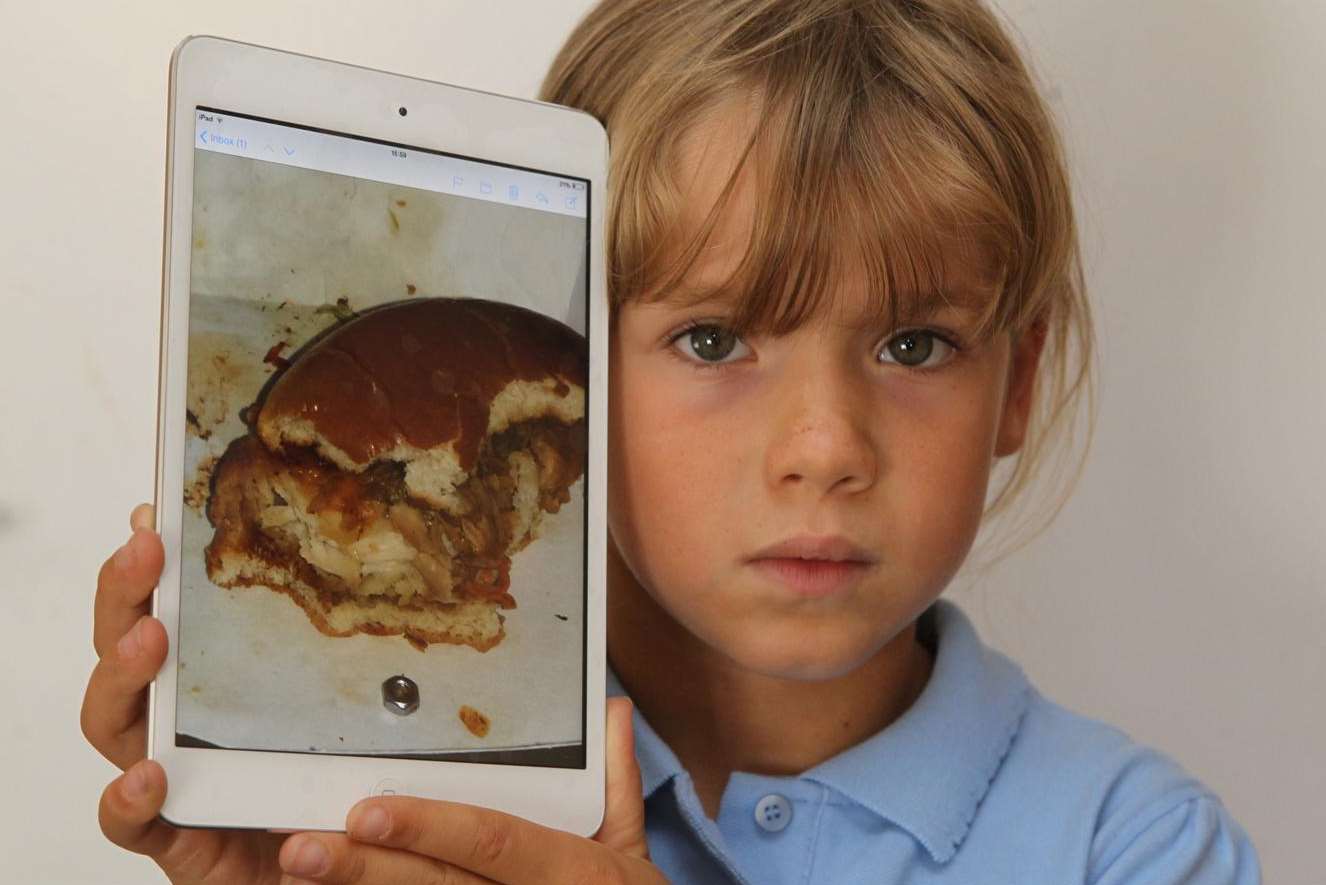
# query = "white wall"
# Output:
<box><xmin>0</xmin><ymin>1</ymin><xmax>1319</xmax><ymax>882</ymax></box>
<box><xmin>950</xmin><ymin>5</ymin><xmax>1325</xmax><ymax>884</ymax></box>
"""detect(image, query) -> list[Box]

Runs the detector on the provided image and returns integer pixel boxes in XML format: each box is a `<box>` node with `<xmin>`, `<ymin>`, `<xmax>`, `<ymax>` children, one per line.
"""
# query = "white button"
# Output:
<box><xmin>372</xmin><ymin>778</ymin><xmax>405</xmax><ymax>797</ymax></box>
<box><xmin>754</xmin><ymin>794</ymin><xmax>792</xmax><ymax>833</ymax></box>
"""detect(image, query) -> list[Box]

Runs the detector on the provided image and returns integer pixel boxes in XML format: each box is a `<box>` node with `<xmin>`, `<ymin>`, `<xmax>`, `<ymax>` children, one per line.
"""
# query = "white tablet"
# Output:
<box><xmin>147</xmin><ymin>35</ymin><xmax>608</xmax><ymax>836</ymax></box>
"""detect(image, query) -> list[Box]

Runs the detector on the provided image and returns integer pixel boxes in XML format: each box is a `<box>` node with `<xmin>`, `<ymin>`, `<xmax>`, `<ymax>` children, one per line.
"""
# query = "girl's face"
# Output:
<box><xmin>606</xmin><ymin>110</ymin><xmax>1043</xmax><ymax>682</ymax></box>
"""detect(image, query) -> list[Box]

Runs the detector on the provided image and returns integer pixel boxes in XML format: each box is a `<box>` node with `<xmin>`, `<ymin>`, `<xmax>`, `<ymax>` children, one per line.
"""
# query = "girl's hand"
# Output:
<box><xmin>84</xmin><ymin>503</ymin><xmax>663</xmax><ymax>884</ymax></box>
<box><xmin>275</xmin><ymin>696</ymin><xmax>667</xmax><ymax>884</ymax></box>
<box><xmin>81</xmin><ymin>503</ymin><xmax>288</xmax><ymax>883</ymax></box>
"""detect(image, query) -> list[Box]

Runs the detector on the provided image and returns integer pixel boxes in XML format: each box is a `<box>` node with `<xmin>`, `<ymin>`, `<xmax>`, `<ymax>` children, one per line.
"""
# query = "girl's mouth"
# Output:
<box><xmin>747</xmin><ymin>557</ymin><xmax>873</xmax><ymax>598</ymax></box>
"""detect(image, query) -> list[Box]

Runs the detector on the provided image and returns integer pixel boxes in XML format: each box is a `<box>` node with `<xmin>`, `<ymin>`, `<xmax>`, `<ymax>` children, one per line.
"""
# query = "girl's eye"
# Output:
<box><xmin>877</xmin><ymin>329</ymin><xmax>959</xmax><ymax>372</ymax></box>
<box><xmin>670</xmin><ymin>323</ymin><xmax>752</xmax><ymax>367</ymax></box>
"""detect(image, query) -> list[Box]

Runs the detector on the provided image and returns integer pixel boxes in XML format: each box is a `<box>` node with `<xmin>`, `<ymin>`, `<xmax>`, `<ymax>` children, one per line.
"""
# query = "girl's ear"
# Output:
<box><xmin>993</xmin><ymin>317</ymin><xmax>1048</xmax><ymax>459</ymax></box>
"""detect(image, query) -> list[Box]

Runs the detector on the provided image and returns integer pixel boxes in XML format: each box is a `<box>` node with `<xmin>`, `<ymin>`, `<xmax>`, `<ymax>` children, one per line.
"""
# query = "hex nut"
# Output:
<box><xmin>382</xmin><ymin>674</ymin><xmax>420</xmax><ymax>715</ymax></box>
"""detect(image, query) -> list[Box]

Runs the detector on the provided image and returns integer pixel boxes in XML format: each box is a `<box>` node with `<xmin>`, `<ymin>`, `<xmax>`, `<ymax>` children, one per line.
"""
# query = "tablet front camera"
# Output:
<box><xmin>398</xmin><ymin>106</ymin><xmax>408</xmax><ymax>117</ymax></box>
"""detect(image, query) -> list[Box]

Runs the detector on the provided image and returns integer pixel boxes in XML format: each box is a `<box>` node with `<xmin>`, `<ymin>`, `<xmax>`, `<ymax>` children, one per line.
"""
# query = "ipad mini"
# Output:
<box><xmin>147</xmin><ymin>36</ymin><xmax>608</xmax><ymax>835</ymax></box>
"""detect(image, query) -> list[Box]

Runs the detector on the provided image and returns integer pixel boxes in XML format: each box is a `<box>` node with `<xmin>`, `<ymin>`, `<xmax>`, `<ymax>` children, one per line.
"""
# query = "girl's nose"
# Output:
<box><xmin>762</xmin><ymin>354</ymin><xmax>878</xmax><ymax>499</ymax></box>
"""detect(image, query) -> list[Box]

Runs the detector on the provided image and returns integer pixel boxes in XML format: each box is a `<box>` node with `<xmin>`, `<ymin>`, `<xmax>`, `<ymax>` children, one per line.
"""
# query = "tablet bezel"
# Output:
<box><xmin>149</xmin><ymin>35</ymin><xmax>608</xmax><ymax>836</ymax></box>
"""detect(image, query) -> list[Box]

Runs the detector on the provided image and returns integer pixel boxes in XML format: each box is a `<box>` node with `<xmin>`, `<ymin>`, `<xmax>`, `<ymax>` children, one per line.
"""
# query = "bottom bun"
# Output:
<box><xmin>205</xmin><ymin>546</ymin><xmax>505</xmax><ymax>652</ymax></box>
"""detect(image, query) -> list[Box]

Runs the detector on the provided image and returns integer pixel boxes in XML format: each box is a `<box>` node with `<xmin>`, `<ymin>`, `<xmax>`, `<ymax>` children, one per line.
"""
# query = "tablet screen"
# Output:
<box><xmin>176</xmin><ymin>107</ymin><xmax>589</xmax><ymax>768</ymax></box>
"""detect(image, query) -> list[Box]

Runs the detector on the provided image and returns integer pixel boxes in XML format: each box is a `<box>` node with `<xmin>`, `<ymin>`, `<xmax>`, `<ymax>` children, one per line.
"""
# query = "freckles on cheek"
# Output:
<box><xmin>617</xmin><ymin>434</ymin><xmax>728</xmax><ymax>593</ymax></box>
<box><xmin>624</xmin><ymin>358</ymin><xmax>755</xmax><ymax>462</ymax></box>
<box><xmin>882</xmin><ymin>376</ymin><xmax>1002</xmax><ymax>566</ymax></box>
<box><xmin>615</xmin><ymin>377</ymin><xmax>751</xmax><ymax>573</ymax></box>
<box><xmin>631</xmin><ymin>419</ymin><xmax>724</xmax><ymax>523</ymax></box>
<box><xmin>886</xmin><ymin>359</ymin><xmax>1003</xmax><ymax>455</ymax></box>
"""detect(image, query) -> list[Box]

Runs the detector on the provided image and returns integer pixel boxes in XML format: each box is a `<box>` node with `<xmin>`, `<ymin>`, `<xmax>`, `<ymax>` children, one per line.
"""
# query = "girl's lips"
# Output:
<box><xmin>748</xmin><ymin>557</ymin><xmax>873</xmax><ymax>598</ymax></box>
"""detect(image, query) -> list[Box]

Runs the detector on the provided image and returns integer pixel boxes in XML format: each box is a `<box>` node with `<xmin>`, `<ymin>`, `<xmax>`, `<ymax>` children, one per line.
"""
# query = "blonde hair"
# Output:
<box><xmin>539</xmin><ymin>0</ymin><xmax>1098</xmax><ymax>573</ymax></box>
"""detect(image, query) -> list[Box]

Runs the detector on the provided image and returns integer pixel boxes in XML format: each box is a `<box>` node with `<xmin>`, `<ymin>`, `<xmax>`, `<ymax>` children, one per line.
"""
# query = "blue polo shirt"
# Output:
<box><xmin>607</xmin><ymin>598</ymin><xmax>1261</xmax><ymax>884</ymax></box>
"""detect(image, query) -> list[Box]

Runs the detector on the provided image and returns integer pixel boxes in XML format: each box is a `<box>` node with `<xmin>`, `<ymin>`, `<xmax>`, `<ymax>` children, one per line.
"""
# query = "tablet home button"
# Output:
<box><xmin>372</xmin><ymin>778</ymin><xmax>406</xmax><ymax>797</ymax></box>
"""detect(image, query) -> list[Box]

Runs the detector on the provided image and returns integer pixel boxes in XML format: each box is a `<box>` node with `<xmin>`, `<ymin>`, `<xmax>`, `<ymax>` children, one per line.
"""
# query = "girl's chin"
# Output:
<box><xmin>708</xmin><ymin>623</ymin><xmax>882</xmax><ymax>683</ymax></box>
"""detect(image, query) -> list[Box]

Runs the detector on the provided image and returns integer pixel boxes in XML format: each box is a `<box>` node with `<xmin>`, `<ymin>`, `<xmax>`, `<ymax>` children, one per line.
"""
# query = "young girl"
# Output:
<box><xmin>81</xmin><ymin>0</ymin><xmax>1262</xmax><ymax>882</ymax></box>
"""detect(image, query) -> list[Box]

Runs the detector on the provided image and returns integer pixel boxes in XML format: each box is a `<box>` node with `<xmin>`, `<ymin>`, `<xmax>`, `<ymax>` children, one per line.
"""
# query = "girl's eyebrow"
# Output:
<box><xmin>652</xmin><ymin>284</ymin><xmax>739</xmax><ymax>310</ymax></box>
<box><xmin>817</xmin><ymin>289</ymin><xmax>989</xmax><ymax>335</ymax></box>
<box><xmin>659</xmin><ymin>285</ymin><xmax>984</xmax><ymax>310</ymax></box>
<box><xmin>897</xmin><ymin>289</ymin><xmax>988</xmax><ymax>318</ymax></box>
<box><xmin>841</xmin><ymin>287</ymin><xmax>989</xmax><ymax>324</ymax></box>
<box><xmin>648</xmin><ymin>283</ymin><xmax>992</xmax><ymax>330</ymax></box>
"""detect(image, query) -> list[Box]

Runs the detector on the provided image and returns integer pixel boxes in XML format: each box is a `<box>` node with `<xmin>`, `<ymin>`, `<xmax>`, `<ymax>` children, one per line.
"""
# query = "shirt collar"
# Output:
<box><xmin>803</xmin><ymin>599</ymin><xmax>1032</xmax><ymax>863</ymax></box>
<box><xmin>606</xmin><ymin>598</ymin><xmax>1032</xmax><ymax>865</ymax></box>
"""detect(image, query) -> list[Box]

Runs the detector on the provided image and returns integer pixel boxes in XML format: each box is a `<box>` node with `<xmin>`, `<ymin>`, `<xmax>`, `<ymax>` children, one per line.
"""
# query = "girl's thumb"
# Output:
<box><xmin>593</xmin><ymin>696</ymin><xmax>650</xmax><ymax>859</ymax></box>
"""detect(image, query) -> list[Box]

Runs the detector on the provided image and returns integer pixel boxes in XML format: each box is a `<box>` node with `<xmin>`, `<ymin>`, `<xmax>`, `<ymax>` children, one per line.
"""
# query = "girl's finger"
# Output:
<box><xmin>97</xmin><ymin>760</ymin><xmax>184</xmax><ymax>863</ymax></box>
<box><xmin>98</xmin><ymin>759</ymin><xmax>279</xmax><ymax>885</ymax></box>
<box><xmin>340</xmin><ymin>795</ymin><xmax>614</xmax><ymax>885</ymax></box>
<box><xmin>81</xmin><ymin>616</ymin><xmax>169</xmax><ymax>770</ymax></box>
<box><xmin>594</xmin><ymin>696</ymin><xmax>649</xmax><ymax>859</ymax></box>
<box><xmin>93</xmin><ymin>524</ymin><xmax>165</xmax><ymax>659</ymax></box>
<box><xmin>279</xmin><ymin>833</ymin><xmax>498</xmax><ymax>885</ymax></box>
<box><xmin>130</xmin><ymin>502</ymin><xmax>155</xmax><ymax>533</ymax></box>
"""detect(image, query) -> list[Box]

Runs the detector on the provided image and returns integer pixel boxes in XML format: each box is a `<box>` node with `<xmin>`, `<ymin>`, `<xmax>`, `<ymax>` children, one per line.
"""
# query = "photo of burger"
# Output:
<box><xmin>203</xmin><ymin>296</ymin><xmax>588</xmax><ymax>653</ymax></box>
<box><xmin>175</xmin><ymin>149</ymin><xmax>588</xmax><ymax>761</ymax></box>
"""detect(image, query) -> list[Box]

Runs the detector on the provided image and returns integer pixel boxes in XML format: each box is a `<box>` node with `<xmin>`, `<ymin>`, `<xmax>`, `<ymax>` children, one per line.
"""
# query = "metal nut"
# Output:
<box><xmin>382</xmin><ymin>674</ymin><xmax>420</xmax><ymax>715</ymax></box>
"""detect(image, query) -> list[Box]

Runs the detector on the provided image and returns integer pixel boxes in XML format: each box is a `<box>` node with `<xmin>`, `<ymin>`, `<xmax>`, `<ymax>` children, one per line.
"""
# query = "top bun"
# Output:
<box><xmin>255</xmin><ymin>297</ymin><xmax>586</xmax><ymax>513</ymax></box>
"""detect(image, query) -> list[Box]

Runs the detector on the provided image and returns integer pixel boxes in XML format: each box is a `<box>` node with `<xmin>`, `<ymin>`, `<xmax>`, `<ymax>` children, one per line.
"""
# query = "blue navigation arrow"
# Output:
<box><xmin>284</xmin><ymin>146</ymin><xmax>295</xmax><ymax>156</ymax></box>
<box><xmin>199</xmin><ymin>130</ymin><xmax>208</xmax><ymax>145</ymax></box>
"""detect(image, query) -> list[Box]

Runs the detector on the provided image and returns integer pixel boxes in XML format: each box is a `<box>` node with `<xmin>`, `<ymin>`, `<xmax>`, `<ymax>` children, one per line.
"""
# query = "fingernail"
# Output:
<box><xmin>118</xmin><ymin>618</ymin><xmax>144</xmax><ymax>659</ymax></box>
<box><xmin>122</xmin><ymin>765</ymin><xmax>149</xmax><ymax>801</ymax></box>
<box><xmin>348</xmin><ymin>805</ymin><xmax>390</xmax><ymax>840</ymax></box>
<box><xmin>131</xmin><ymin>504</ymin><xmax>152</xmax><ymax>531</ymax></box>
<box><xmin>285</xmin><ymin>838</ymin><xmax>329</xmax><ymax>877</ymax></box>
